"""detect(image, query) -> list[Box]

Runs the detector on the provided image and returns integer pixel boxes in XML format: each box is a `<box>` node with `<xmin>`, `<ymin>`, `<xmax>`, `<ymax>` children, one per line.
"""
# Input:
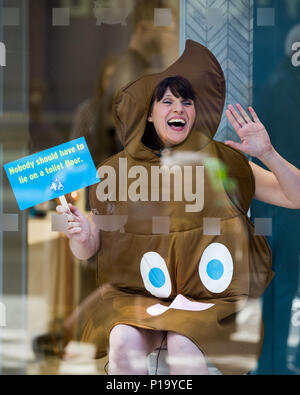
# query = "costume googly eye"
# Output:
<box><xmin>140</xmin><ymin>252</ymin><xmax>172</xmax><ymax>298</ymax></box>
<box><xmin>198</xmin><ymin>243</ymin><xmax>233</xmax><ymax>294</ymax></box>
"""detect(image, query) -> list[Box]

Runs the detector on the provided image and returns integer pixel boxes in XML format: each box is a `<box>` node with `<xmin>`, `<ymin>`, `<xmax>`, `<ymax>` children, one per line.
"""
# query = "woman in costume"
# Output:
<box><xmin>58</xmin><ymin>41</ymin><xmax>300</xmax><ymax>375</ymax></box>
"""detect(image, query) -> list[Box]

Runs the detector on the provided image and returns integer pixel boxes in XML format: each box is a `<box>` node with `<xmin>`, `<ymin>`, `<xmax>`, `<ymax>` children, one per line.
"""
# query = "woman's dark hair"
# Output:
<box><xmin>142</xmin><ymin>76</ymin><xmax>196</xmax><ymax>150</ymax></box>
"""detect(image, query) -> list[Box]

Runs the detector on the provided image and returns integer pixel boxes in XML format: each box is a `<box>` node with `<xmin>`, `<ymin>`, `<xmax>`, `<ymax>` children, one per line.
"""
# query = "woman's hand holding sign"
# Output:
<box><xmin>56</xmin><ymin>203</ymin><xmax>90</xmax><ymax>242</ymax></box>
<box><xmin>56</xmin><ymin>203</ymin><xmax>100</xmax><ymax>260</ymax></box>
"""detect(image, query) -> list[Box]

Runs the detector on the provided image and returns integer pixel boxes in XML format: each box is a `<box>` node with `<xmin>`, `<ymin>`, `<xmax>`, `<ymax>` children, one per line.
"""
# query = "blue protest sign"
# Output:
<box><xmin>4</xmin><ymin>137</ymin><xmax>100</xmax><ymax>210</ymax></box>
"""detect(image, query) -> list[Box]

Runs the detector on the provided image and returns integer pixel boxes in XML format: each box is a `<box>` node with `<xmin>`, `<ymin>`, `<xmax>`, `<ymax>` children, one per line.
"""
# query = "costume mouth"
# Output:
<box><xmin>167</xmin><ymin>118</ymin><xmax>187</xmax><ymax>132</ymax></box>
<box><xmin>146</xmin><ymin>294</ymin><xmax>214</xmax><ymax>316</ymax></box>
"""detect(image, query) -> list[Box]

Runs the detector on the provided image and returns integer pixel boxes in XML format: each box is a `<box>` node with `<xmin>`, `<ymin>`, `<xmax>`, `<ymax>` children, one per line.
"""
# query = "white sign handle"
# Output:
<box><xmin>59</xmin><ymin>195</ymin><xmax>71</xmax><ymax>213</ymax></box>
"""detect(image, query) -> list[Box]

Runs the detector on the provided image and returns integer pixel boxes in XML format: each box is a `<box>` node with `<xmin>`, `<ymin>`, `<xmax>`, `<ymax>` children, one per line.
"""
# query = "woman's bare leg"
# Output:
<box><xmin>167</xmin><ymin>331</ymin><xmax>209</xmax><ymax>375</ymax></box>
<box><xmin>108</xmin><ymin>324</ymin><xmax>166</xmax><ymax>375</ymax></box>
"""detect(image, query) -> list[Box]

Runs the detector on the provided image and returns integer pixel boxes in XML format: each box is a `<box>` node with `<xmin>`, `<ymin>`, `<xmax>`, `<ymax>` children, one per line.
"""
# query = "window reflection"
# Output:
<box><xmin>0</xmin><ymin>0</ymin><xmax>299</xmax><ymax>376</ymax></box>
<box><xmin>27</xmin><ymin>0</ymin><xmax>180</xmax><ymax>375</ymax></box>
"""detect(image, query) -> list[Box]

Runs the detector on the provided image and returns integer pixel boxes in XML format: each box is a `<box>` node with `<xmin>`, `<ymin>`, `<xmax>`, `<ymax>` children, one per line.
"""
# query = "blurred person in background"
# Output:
<box><xmin>70</xmin><ymin>56</ymin><xmax>119</xmax><ymax>211</ymax></box>
<box><xmin>70</xmin><ymin>55</ymin><xmax>120</xmax><ymax>166</ymax></box>
<box><xmin>29</xmin><ymin>79</ymin><xmax>62</xmax><ymax>217</ymax></box>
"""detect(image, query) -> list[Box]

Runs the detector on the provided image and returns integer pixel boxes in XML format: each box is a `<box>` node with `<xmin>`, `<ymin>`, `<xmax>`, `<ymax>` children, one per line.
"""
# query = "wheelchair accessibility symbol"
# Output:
<box><xmin>50</xmin><ymin>178</ymin><xmax>64</xmax><ymax>192</ymax></box>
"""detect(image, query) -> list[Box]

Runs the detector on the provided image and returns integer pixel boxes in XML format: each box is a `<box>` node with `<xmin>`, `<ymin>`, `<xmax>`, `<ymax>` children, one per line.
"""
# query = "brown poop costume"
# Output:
<box><xmin>77</xmin><ymin>40</ymin><xmax>274</xmax><ymax>374</ymax></box>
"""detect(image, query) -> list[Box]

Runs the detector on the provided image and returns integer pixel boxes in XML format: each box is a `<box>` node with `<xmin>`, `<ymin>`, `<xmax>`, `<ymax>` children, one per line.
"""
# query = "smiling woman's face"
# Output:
<box><xmin>147</xmin><ymin>87</ymin><xmax>196</xmax><ymax>148</ymax></box>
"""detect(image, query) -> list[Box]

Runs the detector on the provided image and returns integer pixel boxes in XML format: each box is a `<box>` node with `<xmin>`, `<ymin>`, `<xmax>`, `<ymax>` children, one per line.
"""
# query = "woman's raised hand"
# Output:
<box><xmin>56</xmin><ymin>203</ymin><xmax>92</xmax><ymax>245</ymax></box>
<box><xmin>225</xmin><ymin>104</ymin><xmax>274</xmax><ymax>160</ymax></box>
